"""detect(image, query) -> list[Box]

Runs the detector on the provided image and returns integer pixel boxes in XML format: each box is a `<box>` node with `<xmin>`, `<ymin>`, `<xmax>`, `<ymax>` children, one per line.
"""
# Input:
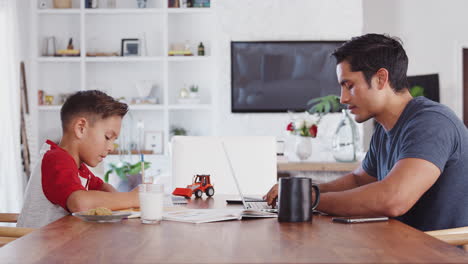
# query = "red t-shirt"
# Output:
<box><xmin>41</xmin><ymin>140</ymin><xmax>104</xmax><ymax>211</ymax></box>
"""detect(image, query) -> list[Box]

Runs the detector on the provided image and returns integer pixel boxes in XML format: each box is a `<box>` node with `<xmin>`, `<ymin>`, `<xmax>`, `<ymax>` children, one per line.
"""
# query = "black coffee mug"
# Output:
<box><xmin>278</xmin><ymin>177</ymin><xmax>320</xmax><ymax>222</ymax></box>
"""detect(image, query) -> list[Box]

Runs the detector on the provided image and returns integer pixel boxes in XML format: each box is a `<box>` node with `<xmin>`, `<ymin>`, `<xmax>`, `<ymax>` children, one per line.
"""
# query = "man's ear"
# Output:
<box><xmin>375</xmin><ymin>68</ymin><xmax>389</xmax><ymax>90</ymax></box>
<box><xmin>73</xmin><ymin>117</ymin><xmax>88</xmax><ymax>139</ymax></box>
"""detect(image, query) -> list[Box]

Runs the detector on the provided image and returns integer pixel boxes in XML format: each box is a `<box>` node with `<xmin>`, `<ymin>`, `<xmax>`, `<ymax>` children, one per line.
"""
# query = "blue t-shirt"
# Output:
<box><xmin>362</xmin><ymin>97</ymin><xmax>468</xmax><ymax>231</ymax></box>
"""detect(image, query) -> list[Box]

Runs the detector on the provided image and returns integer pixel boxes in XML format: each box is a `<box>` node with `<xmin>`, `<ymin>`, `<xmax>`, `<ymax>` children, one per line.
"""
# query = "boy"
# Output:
<box><xmin>18</xmin><ymin>90</ymin><xmax>139</xmax><ymax>228</ymax></box>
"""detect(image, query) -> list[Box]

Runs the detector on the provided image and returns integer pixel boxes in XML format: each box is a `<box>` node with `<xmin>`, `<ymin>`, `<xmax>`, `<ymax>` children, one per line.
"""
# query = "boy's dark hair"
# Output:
<box><xmin>60</xmin><ymin>90</ymin><xmax>128</xmax><ymax>131</ymax></box>
<box><xmin>332</xmin><ymin>33</ymin><xmax>409</xmax><ymax>92</ymax></box>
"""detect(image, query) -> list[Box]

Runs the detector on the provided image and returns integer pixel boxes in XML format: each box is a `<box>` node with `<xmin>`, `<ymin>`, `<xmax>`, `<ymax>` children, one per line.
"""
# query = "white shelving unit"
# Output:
<box><xmin>30</xmin><ymin>0</ymin><xmax>216</xmax><ymax>158</ymax></box>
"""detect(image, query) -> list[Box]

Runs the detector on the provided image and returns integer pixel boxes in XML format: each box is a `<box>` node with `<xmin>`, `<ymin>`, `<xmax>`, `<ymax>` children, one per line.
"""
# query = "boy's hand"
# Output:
<box><xmin>263</xmin><ymin>184</ymin><xmax>278</xmax><ymax>208</ymax></box>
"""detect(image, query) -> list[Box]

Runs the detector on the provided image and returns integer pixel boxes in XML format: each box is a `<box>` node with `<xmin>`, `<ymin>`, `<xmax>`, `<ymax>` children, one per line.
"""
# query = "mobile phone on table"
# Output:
<box><xmin>332</xmin><ymin>216</ymin><xmax>389</xmax><ymax>224</ymax></box>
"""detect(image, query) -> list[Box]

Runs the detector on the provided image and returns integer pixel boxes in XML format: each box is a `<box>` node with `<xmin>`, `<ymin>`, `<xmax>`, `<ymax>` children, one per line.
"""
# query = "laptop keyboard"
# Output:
<box><xmin>246</xmin><ymin>201</ymin><xmax>271</xmax><ymax>210</ymax></box>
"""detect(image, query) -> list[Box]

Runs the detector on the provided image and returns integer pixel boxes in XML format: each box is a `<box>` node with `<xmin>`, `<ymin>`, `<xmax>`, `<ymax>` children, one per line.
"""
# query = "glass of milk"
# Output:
<box><xmin>139</xmin><ymin>184</ymin><xmax>164</xmax><ymax>224</ymax></box>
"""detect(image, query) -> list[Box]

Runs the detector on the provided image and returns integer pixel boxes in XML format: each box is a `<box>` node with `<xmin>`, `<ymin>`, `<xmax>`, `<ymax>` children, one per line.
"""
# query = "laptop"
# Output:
<box><xmin>221</xmin><ymin>142</ymin><xmax>278</xmax><ymax>213</ymax></box>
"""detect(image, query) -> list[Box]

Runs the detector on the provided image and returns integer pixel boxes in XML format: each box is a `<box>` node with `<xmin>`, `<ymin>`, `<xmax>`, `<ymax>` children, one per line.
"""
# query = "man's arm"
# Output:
<box><xmin>264</xmin><ymin>165</ymin><xmax>374</xmax><ymax>205</ymax></box>
<box><xmin>317</xmin><ymin>158</ymin><xmax>441</xmax><ymax>217</ymax></box>
<box><xmin>100</xmin><ymin>182</ymin><xmax>118</xmax><ymax>193</ymax></box>
<box><xmin>66</xmin><ymin>187</ymin><xmax>139</xmax><ymax>212</ymax></box>
<box><xmin>319</xmin><ymin>166</ymin><xmax>377</xmax><ymax>193</ymax></box>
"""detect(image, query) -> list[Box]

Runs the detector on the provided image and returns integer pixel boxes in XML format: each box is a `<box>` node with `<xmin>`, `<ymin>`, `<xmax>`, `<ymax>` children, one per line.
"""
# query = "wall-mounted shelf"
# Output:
<box><xmin>30</xmin><ymin>0</ymin><xmax>216</xmax><ymax>158</ymax></box>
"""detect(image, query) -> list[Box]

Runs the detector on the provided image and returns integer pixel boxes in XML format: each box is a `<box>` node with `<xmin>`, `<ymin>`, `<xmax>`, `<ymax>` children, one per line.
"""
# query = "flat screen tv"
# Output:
<box><xmin>231</xmin><ymin>41</ymin><xmax>344</xmax><ymax>113</ymax></box>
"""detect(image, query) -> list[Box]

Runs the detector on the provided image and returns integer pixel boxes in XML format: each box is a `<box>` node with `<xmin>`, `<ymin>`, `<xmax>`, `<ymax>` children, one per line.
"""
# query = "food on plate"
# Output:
<box><xmin>84</xmin><ymin>207</ymin><xmax>112</xmax><ymax>216</ymax></box>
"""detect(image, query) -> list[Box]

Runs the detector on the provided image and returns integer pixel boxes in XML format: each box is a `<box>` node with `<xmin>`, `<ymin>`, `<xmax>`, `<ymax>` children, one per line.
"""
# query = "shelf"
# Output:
<box><xmin>85</xmin><ymin>57</ymin><xmax>164</xmax><ymax>62</ymax></box>
<box><xmin>37</xmin><ymin>9</ymin><xmax>81</xmax><ymax>15</ymax></box>
<box><xmin>167</xmin><ymin>8</ymin><xmax>212</xmax><ymax>14</ymax></box>
<box><xmin>85</xmin><ymin>8</ymin><xmax>164</xmax><ymax>15</ymax></box>
<box><xmin>38</xmin><ymin>105</ymin><xmax>62</xmax><ymax>111</ymax></box>
<box><xmin>129</xmin><ymin>104</ymin><xmax>165</xmax><ymax>110</ymax></box>
<box><xmin>168</xmin><ymin>104</ymin><xmax>212</xmax><ymax>110</ymax></box>
<box><xmin>36</xmin><ymin>57</ymin><xmax>81</xmax><ymax>63</ymax></box>
<box><xmin>167</xmin><ymin>56</ymin><xmax>211</xmax><ymax>62</ymax></box>
<box><xmin>277</xmin><ymin>160</ymin><xmax>360</xmax><ymax>172</ymax></box>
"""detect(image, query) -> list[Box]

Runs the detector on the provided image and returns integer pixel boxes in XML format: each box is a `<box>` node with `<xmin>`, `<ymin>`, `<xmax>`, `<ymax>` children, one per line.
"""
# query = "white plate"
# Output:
<box><xmin>72</xmin><ymin>211</ymin><xmax>132</xmax><ymax>223</ymax></box>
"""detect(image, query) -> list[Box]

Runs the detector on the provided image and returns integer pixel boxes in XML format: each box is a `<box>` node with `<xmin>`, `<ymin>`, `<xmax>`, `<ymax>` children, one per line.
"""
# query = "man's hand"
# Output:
<box><xmin>263</xmin><ymin>184</ymin><xmax>278</xmax><ymax>208</ymax></box>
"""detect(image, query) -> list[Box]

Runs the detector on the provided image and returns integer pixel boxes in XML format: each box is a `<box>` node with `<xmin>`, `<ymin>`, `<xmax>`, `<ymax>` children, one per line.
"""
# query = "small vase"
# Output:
<box><xmin>136</xmin><ymin>0</ymin><xmax>147</xmax><ymax>8</ymax></box>
<box><xmin>332</xmin><ymin>109</ymin><xmax>359</xmax><ymax>162</ymax></box>
<box><xmin>295</xmin><ymin>136</ymin><xmax>312</xmax><ymax>161</ymax></box>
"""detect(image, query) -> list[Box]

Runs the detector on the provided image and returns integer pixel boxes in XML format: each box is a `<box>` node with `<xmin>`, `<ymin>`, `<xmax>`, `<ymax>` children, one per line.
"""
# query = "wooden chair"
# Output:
<box><xmin>0</xmin><ymin>213</ymin><xmax>35</xmax><ymax>247</ymax></box>
<box><xmin>425</xmin><ymin>226</ymin><xmax>468</xmax><ymax>251</ymax></box>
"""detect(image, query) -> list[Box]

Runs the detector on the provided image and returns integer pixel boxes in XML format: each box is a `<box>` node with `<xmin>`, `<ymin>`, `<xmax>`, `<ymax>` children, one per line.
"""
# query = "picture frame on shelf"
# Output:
<box><xmin>121</xmin><ymin>39</ymin><xmax>141</xmax><ymax>56</ymax></box>
<box><xmin>145</xmin><ymin>131</ymin><xmax>163</xmax><ymax>154</ymax></box>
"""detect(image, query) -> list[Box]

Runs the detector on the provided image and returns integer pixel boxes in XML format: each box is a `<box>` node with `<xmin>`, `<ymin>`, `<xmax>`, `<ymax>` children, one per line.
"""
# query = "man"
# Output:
<box><xmin>265</xmin><ymin>34</ymin><xmax>468</xmax><ymax>231</ymax></box>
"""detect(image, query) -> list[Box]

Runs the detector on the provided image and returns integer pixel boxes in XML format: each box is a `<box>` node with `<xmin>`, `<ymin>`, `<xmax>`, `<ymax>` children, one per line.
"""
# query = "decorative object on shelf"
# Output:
<box><xmin>38</xmin><ymin>90</ymin><xmax>44</xmax><ymax>105</ymax></box>
<box><xmin>170</xmin><ymin>126</ymin><xmax>187</xmax><ymax>137</ymax></box>
<box><xmin>86</xmin><ymin>51</ymin><xmax>119</xmax><ymax>57</ymax></box>
<box><xmin>198</xmin><ymin>42</ymin><xmax>205</xmax><ymax>56</ymax></box>
<box><xmin>189</xmin><ymin>85</ymin><xmax>199</xmax><ymax>98</ymax></box>
<box><xmin>179</xmin><ymin>84</ymin><xmax>189</xmax><ymax>98</ymax></box>
<box><xmin>58</xmin><ymin>93</ymin><xmax>72</xmax><ymax>105</ymax></box>
<box><xmin>121</xmin><ymin>38</ymin><xmax>141</xmax><ymax>56</ymax></box>
<box><xmin>39</xmin><ymin>1</ymin><xmax>47</xmax><ymax>9</ymax></box>
<box><xmin>67</xmin><ymin>38</ymin><xmax>74</xmax><ymax>50</ymax></box>
<box><xmin>133</xmin><ymin>80</ymin><xmax>158</xmax><ymax>104</ymax></box>
<box><xmin>107</xmin><ymin>0</ymin><xmax>116</xmax><ymax>8</ymax></box>
<box><xmin>168</xmin><ymin>42</ymin><xmax>193</xmax><ymax>56</ymax></box>
<box><xmin>178</xmin><ymin>84</ymin><xmax>200</xmax><ymax>104</ymax></box>
<box><xmin>193</xmin><ymin>0</ymin><xmax>210</xmax><ymax>8</ymax></box>
<box><xmin>332</xmin><ymin>109</ymin><xmax>359</xmax><ymax>163</ymax></box>
<box><xmin>286</xmin><ymin>116</ymin><xmax>318</xmax><ymax>161</ymax></box>
<box><xmin>145</xmin><ymin>131</ymin><xmax>164</xmax><ymax>154</ymax></box>
<box><xmin>42</xmin><ymin>36</ymin><xmax>56</xmax><ymax>56</ymax></box>
<box><xmin>44</xmin><ymin>95</ymin><xmax>54</xmax><ymax>105</ymax></box>
<box><xmin>56</xmin><ymin>38</ymin><xmax>80</xmax><ymax>57</ymax></box>
<box><xmin>136</xmin><ymin>0</ymin><xmax>147</xmax><ymax>8</ymax></box>
<box><xmin>168</xmin><ymin>0</ymin><xmax>180</xmax><ymax>8</ymax></box>
<box><xmin>295</xmin><ymin>136</ymin><xmax>312</xmax><ymax>161</ymax></box>
<box><xmin>104</xmin><ymin>161</ymin><xmax>151</xmax><ymax>191</ymax></box>
<box><xmin>53</xmin><ymin>0</ymin><xmax>72</xmax><ymax>8</ymax></box>
<box><xmin>85</xmin><ymin>0</ymin><xmax>98</xmax><ymax>8</ymax></box>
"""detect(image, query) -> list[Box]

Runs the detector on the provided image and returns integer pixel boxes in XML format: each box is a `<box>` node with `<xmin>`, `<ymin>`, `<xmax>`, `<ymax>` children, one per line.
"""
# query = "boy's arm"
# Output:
<box><xmin>66</xmin><ymin>187</ymin><xmax>139</xmax><ymax>212</ymax></box>
<box><xmin>100</xmin><ymin>182</ymin><xmax>118</xmax><ymax>193</ymax></box>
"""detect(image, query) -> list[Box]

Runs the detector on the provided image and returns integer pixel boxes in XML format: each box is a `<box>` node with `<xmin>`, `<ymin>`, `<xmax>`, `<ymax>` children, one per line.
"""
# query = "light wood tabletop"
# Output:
<box><xmin>0</xmin><ymin>195</ymin><xmax>467</xmax><ymax>263</ymax></box>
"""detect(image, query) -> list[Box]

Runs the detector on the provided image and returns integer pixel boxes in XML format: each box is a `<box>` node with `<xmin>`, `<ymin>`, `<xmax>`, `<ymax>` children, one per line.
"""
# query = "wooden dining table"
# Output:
<box><xmin>0</xmin><ymin>195</ymin><xmax>467</xmax><ymax>263</ymax></box>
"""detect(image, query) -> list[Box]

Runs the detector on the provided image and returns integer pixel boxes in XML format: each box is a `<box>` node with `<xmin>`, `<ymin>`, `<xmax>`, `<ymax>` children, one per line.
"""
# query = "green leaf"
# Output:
<box><xmin>410</xmin><ymin>85</ymin><xmax>425</xmax><ymax>97</ymax></box>
<box><xmin>104</xmin><ymin>170</ymin><xmax>111</xmax><ymax>183</ymax></box>
<box><xmin>307</xmin><ymin>95</ymin><xmax>343</xmax><ymax>114</ymax></box>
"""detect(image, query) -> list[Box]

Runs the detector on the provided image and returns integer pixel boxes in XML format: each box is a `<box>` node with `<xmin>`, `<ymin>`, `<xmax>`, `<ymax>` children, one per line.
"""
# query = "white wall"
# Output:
<box><xmin>363</xmin><ymin>0</ymin><xmax>467</xmax><ymax>118</ymax></box>
<box><xmin>213</xmin><ymin>0</ymin><xmax>364</xmax><ymax>158</ymax></box>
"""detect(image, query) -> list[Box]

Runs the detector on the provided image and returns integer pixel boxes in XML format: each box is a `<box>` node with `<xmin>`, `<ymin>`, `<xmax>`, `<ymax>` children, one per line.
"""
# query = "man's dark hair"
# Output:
<box><xmin>60</xmin><ymin>90</ymin><xmax>128</xmax><ymax>131</ymax></box>
<box><xmin>332</xmin><ymin>33</ymin><xmax>409</xmax><ymax>92</ymax></box>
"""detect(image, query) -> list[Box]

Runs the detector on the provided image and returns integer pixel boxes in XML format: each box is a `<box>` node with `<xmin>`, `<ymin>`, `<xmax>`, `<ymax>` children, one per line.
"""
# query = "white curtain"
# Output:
<box><xmin>0</xmin><ymin>0</ymin><xmax>24</xmax><ymax>213</ymax></box>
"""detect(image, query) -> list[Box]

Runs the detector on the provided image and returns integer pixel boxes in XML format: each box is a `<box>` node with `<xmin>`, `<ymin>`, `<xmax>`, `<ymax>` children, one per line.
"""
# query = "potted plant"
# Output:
<box><xmin>307</xmin><ymin>94</ymin><xmax>359</xmax><ymax>162</ymax></box>
<box><xmin>104</xmin><ymin>161</ymin><xmax>151</xmax><ymax>192</ymax></box>
<box><xmin>189</xmin><ymin>85</ymin><xmax>199</xmax><ymax>98</ymax></box>
<box><xmin>307</xmin><ymin>95</ymin><xmax>345</xmax><ymax>118</ymax></box>
<box><xmin>170</xmin><ymin>126</ymin><xmax>187</xmax><ymax>137</ymax></box>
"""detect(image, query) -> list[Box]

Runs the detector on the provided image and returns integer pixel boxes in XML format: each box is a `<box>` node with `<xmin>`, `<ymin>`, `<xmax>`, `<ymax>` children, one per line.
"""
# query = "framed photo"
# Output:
<box><xmin>145</xmin><ymin>131</ymin><xmax>163</xmax><ymax>154</ymax></box>
<box><xmin>121</xmin><ymin>38</ymin><xmax>140</xmax><ymax>56</ymax></box>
